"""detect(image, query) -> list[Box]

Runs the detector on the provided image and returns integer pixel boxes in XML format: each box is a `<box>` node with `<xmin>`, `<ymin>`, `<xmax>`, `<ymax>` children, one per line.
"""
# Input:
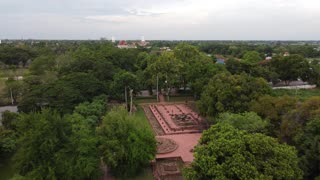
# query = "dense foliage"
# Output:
<box><xmin>215</xmin><ymin>112</ymin><xmax>269</xmax><ymax>133</ymax></box>
<box><xmin>198</xmin><ymin>72</ymin><xmax>271</xmax><ymax>117</ymax></box>
<box><xmin>184</xmin><ymin>124</ymin><xmax>303</xmax><ymax>180</ymax></box>
<box><xmin>97</xmin><ymin>107</ymin><xmax>156</xmax><ymax>177</ymax></box>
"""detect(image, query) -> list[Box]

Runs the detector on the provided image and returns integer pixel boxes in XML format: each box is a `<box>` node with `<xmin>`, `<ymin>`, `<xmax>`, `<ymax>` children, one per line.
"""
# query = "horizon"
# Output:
<box><xmin>1</xmin><ymin>38</ymin><xmax>320</xmax><ymax>42</ymax></box>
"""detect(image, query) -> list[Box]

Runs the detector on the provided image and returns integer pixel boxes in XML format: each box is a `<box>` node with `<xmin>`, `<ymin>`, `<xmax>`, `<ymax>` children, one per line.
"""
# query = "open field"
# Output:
<box><xmin>272</xmin><ymin>88</ymin><xmax>320</xmax><ymax>100</ymax></box>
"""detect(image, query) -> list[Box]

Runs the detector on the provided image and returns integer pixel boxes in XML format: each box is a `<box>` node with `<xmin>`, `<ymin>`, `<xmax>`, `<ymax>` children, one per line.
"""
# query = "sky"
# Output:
<box><xmin>1</xmin><ymin>0</ymin><xmax>320</xmax><ymax>40</ymax></box>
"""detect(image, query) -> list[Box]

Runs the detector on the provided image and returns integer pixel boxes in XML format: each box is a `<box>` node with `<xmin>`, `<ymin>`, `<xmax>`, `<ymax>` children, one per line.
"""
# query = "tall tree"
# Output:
<box><xmin>184</xmin><ymin>124</ymin><xmax>303</xmax><ymax>180</ymax></box>
<box><xmin>198</xmin><ymin>73</ymin><xmax>271</xmax><ymax>117</ymax></box>
<box><xmin>296</xmin><ymin>117</ymin><xmax>320</xmax><ymax>179</ymax></box>
<box><xmin>13</xmin><ymin>110</ymin><xmax>70</xmax><ymax>179</ymax></box>
<box><xmin>242</xmin><ymin>51</ymin><xmax>262</xmax><ymax>64</ymax></box>
<box><xmin>97</xmin><ymin>107</ymin><xmax>156</xmax><ymax>177</ymax></box>
<box><xmin>271</xmin><ymin>55</ymin><xmax>311</xmax><ymax>85</ymax></box>
<box><xmin>146</xmin><ymin>52</ymin><xmax>183</xmax><ymax>99</ymax></box>
<box><xmin>215</xmin><ymin>112</ymin><xmax>269</xmax><ymax>133</ymax></box>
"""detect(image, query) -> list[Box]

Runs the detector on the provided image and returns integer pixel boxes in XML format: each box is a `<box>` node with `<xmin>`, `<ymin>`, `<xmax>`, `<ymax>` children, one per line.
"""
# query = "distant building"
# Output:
<box><xmin>284</xmin><ymin>52</ymin><xmax>290</xmax><ymax>56</ymax></box>
<box><xmin>111</xmin><ymin>36</ymin><xmax>115</xmax><ymax>43</ymax></box>
<box><xmin>160</xmin><ymin>47</ymin><xmax>172</xmax><ymax>51</ymax></box>
<box><xmin>117</xmin><ymin>40</ymin><xmax>137</xmax><ymax>49</ymax></box>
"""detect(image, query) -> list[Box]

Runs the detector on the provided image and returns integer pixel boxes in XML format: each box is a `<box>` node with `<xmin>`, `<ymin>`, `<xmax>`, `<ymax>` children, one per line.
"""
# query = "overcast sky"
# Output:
<box><xmin>1</xmin><ymin>0</ymin><xmax>320</xmax><ymax>40</ymax></box>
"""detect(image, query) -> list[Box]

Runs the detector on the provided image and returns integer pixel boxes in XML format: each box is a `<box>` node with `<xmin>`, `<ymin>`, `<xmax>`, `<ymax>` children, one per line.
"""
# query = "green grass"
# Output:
<box><xmin>135</xmin><ymin>106</ymin><xmax>153</xmax><ymax>131</ymax></box>
<box><xmin>166</xmin><ymin>95</ymin><xmax>194</xmax><ymax>102</ymax></box>
<box><xmin>272</xmin><ymin>88</ymin><xmax>320</xmax><ymax>100</ymax></box>
<box><xmin>134</xmin><ymin>97</ymin><xmax>158</xmax><ymax>104</ymax></box>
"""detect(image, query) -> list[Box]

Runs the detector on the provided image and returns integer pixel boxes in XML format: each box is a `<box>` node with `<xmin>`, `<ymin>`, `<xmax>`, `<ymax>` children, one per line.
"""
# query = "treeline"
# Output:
<box><xmin>199</xmin><ymin>42</ymin><xmax>320</xmax><ymax>58</ymax></box>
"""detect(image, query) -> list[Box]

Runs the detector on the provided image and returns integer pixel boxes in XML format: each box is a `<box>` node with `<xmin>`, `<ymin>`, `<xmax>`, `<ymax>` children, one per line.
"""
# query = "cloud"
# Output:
<box><xmin>1</xmin><ymin>0</ymin><xmax>320</xmax><ymax>40</ymax></box>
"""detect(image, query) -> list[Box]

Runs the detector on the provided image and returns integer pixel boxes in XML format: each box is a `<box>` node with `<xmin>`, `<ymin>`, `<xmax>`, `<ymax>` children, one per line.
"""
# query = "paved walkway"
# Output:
<box><xmin>156</xmin><ymin>133</ymin><xmax>201</xmax><ymax>162</ymax></box>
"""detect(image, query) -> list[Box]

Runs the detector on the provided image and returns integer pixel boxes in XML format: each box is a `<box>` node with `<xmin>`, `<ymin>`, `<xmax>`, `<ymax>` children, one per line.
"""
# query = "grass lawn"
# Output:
<box><xmin>134</xmin><ymin>97</ymin><xmax>158</xmax><ymax>104</ymax></box>
<box><xmin>0</xmin><ymin>68</ymin><xmax>28</xmax><ymax>78</ymax></box>
<box><xmin>166</xmin><ymin>95</ymin><xmax>194</xmax><ymax>102</ymax></box>
<box><xmin>135</xmin><ymin>106</ymin><xmax>153</xmax><ymax>130</ymax></box>
<box><xmin>272</xmin><ymin>88</ymin><xmax>320</xmax><ymax>100</ymax></box>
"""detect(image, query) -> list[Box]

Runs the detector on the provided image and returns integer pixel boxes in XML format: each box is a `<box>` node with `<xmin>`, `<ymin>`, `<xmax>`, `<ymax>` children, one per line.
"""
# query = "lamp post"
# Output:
<box><xmin>156</xmin><ymin>74</ymin><xmax>159</xmax><ymax>102</ymax></box>
<box><xmin>165</xmin><ymin>80</ymin><xmax>169</xmax><ymax>102</ymax></box>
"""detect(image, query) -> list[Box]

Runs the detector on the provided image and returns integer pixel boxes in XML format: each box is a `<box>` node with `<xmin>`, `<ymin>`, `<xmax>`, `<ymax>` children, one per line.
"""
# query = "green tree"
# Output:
<box><xmin>29</xmin><ymin>55</ymin><xmax>56</xmax><ymax>75</ymax></box>
<box><xmin>111</xmin><ymin>71</ymin><xmax>139</xmax><ymax>107</ymax></box>
<box><xmin>271</xmin><ymin>55</ymin><xmax>311</xmax><ymax>85</ymax></box>
<box><xmin>55</xmin><ymin>113</ymin><xmax>101</xmax><ymax>179</ymax></box>
<box><xmin>279</xmin><ymin>96</ymin><xmax>320</xmax><ymax>144</ymax></box>
<box><xmin>250</xmin><ymin>95</ymin><xmax>298</xmax><ymax>137</ymax></box>
<box><xmin>13</xmin><ymin>109</ymin><xmax>101</xmax><ymax>179</ymax></box>
<box><xmin>146</xmin><ymin>52</ymin><xmax>183</xmax><ymax>99</ymax></box>
<box><xmin>242</xmin><ymin>51</ymin><xmax>262</xmax><ymax>64</ymax></box>
<box><xmin>198</xmin><ymin>73</ymin><xmax>271</xmax><ymax>117</ymax></box>
<box><xmin>296</xmin><ymin>117</ymin><xmax>320</xmax><ymax>179</ymax></box>
<box><xmin>74</xmin><ymin>95</ymin><xmax>108</xmax><ymax>126</ymax></box>
<box><xmin>5</xmin><ymin>79</ymin><xmax>25</xmax><ymax>104</ymax></box>
<box><xmin>215</xmin><ymin>112</ymin><xmax>269</xmax><ymax>133</ymax></box>
<box><xmin>18</xmin><ymin>72</ymin><xmax>105</xmax><ymax>114</ymax></box>
<box><xmin>0</xmin><ymin>127</ymin><xmax>17</xmax><ymax>157</ymax></box>
<box><xmin>13</xmin><ymin>110</ymin><xmax>70</xmax><ymax>179</ymax></box>
<box><xmin>184</xmin><ymin>124</ymin><xmax>303</xmax><ymax>180</ymax></box>
<box><xmin>1</xmin><ymin>110</ymin><xmax>19</xmax><ymax>130</ymax></box>
<box><xmin>97</xmin><ymin>107</ymin><xmax>156</xmax><ymax>177</ymax></box>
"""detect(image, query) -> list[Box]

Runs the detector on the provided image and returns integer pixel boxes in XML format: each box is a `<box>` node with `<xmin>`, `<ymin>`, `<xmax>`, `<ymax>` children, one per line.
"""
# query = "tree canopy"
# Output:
<box><xmin>215</xmin><ymin>112</ymin><xmax>269</xmax><ymax>133</ymax></box>
<box><xmin>97</xmin><ymin>107</ymin><xmax>156</xmax><ymax>177</ymax></box>
<box><xmin>198</xmin><ymin>72</ymin><xmax>271</xmax><ymax>117</ymax></box>
<box><xmin>184</xmin><ymin>124</ymin><xmax>303</xmax><ymax>180</ymax></box>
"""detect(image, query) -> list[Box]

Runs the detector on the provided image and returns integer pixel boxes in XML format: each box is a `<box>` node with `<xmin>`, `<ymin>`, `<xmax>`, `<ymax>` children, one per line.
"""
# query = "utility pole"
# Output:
<box><xmin>130</xmin><ymin>89</ymin><xmax>133</xmax><ymax>115</ymax></box>
<box><xmin>125</xmin><ymin>86</ymin><xmax>128</xmax><ymax>109</ymax></box>
<box><xmin>10</xmin><ymin>88</ymin><xmax>14</xmax><ymax>105</ymax></box>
